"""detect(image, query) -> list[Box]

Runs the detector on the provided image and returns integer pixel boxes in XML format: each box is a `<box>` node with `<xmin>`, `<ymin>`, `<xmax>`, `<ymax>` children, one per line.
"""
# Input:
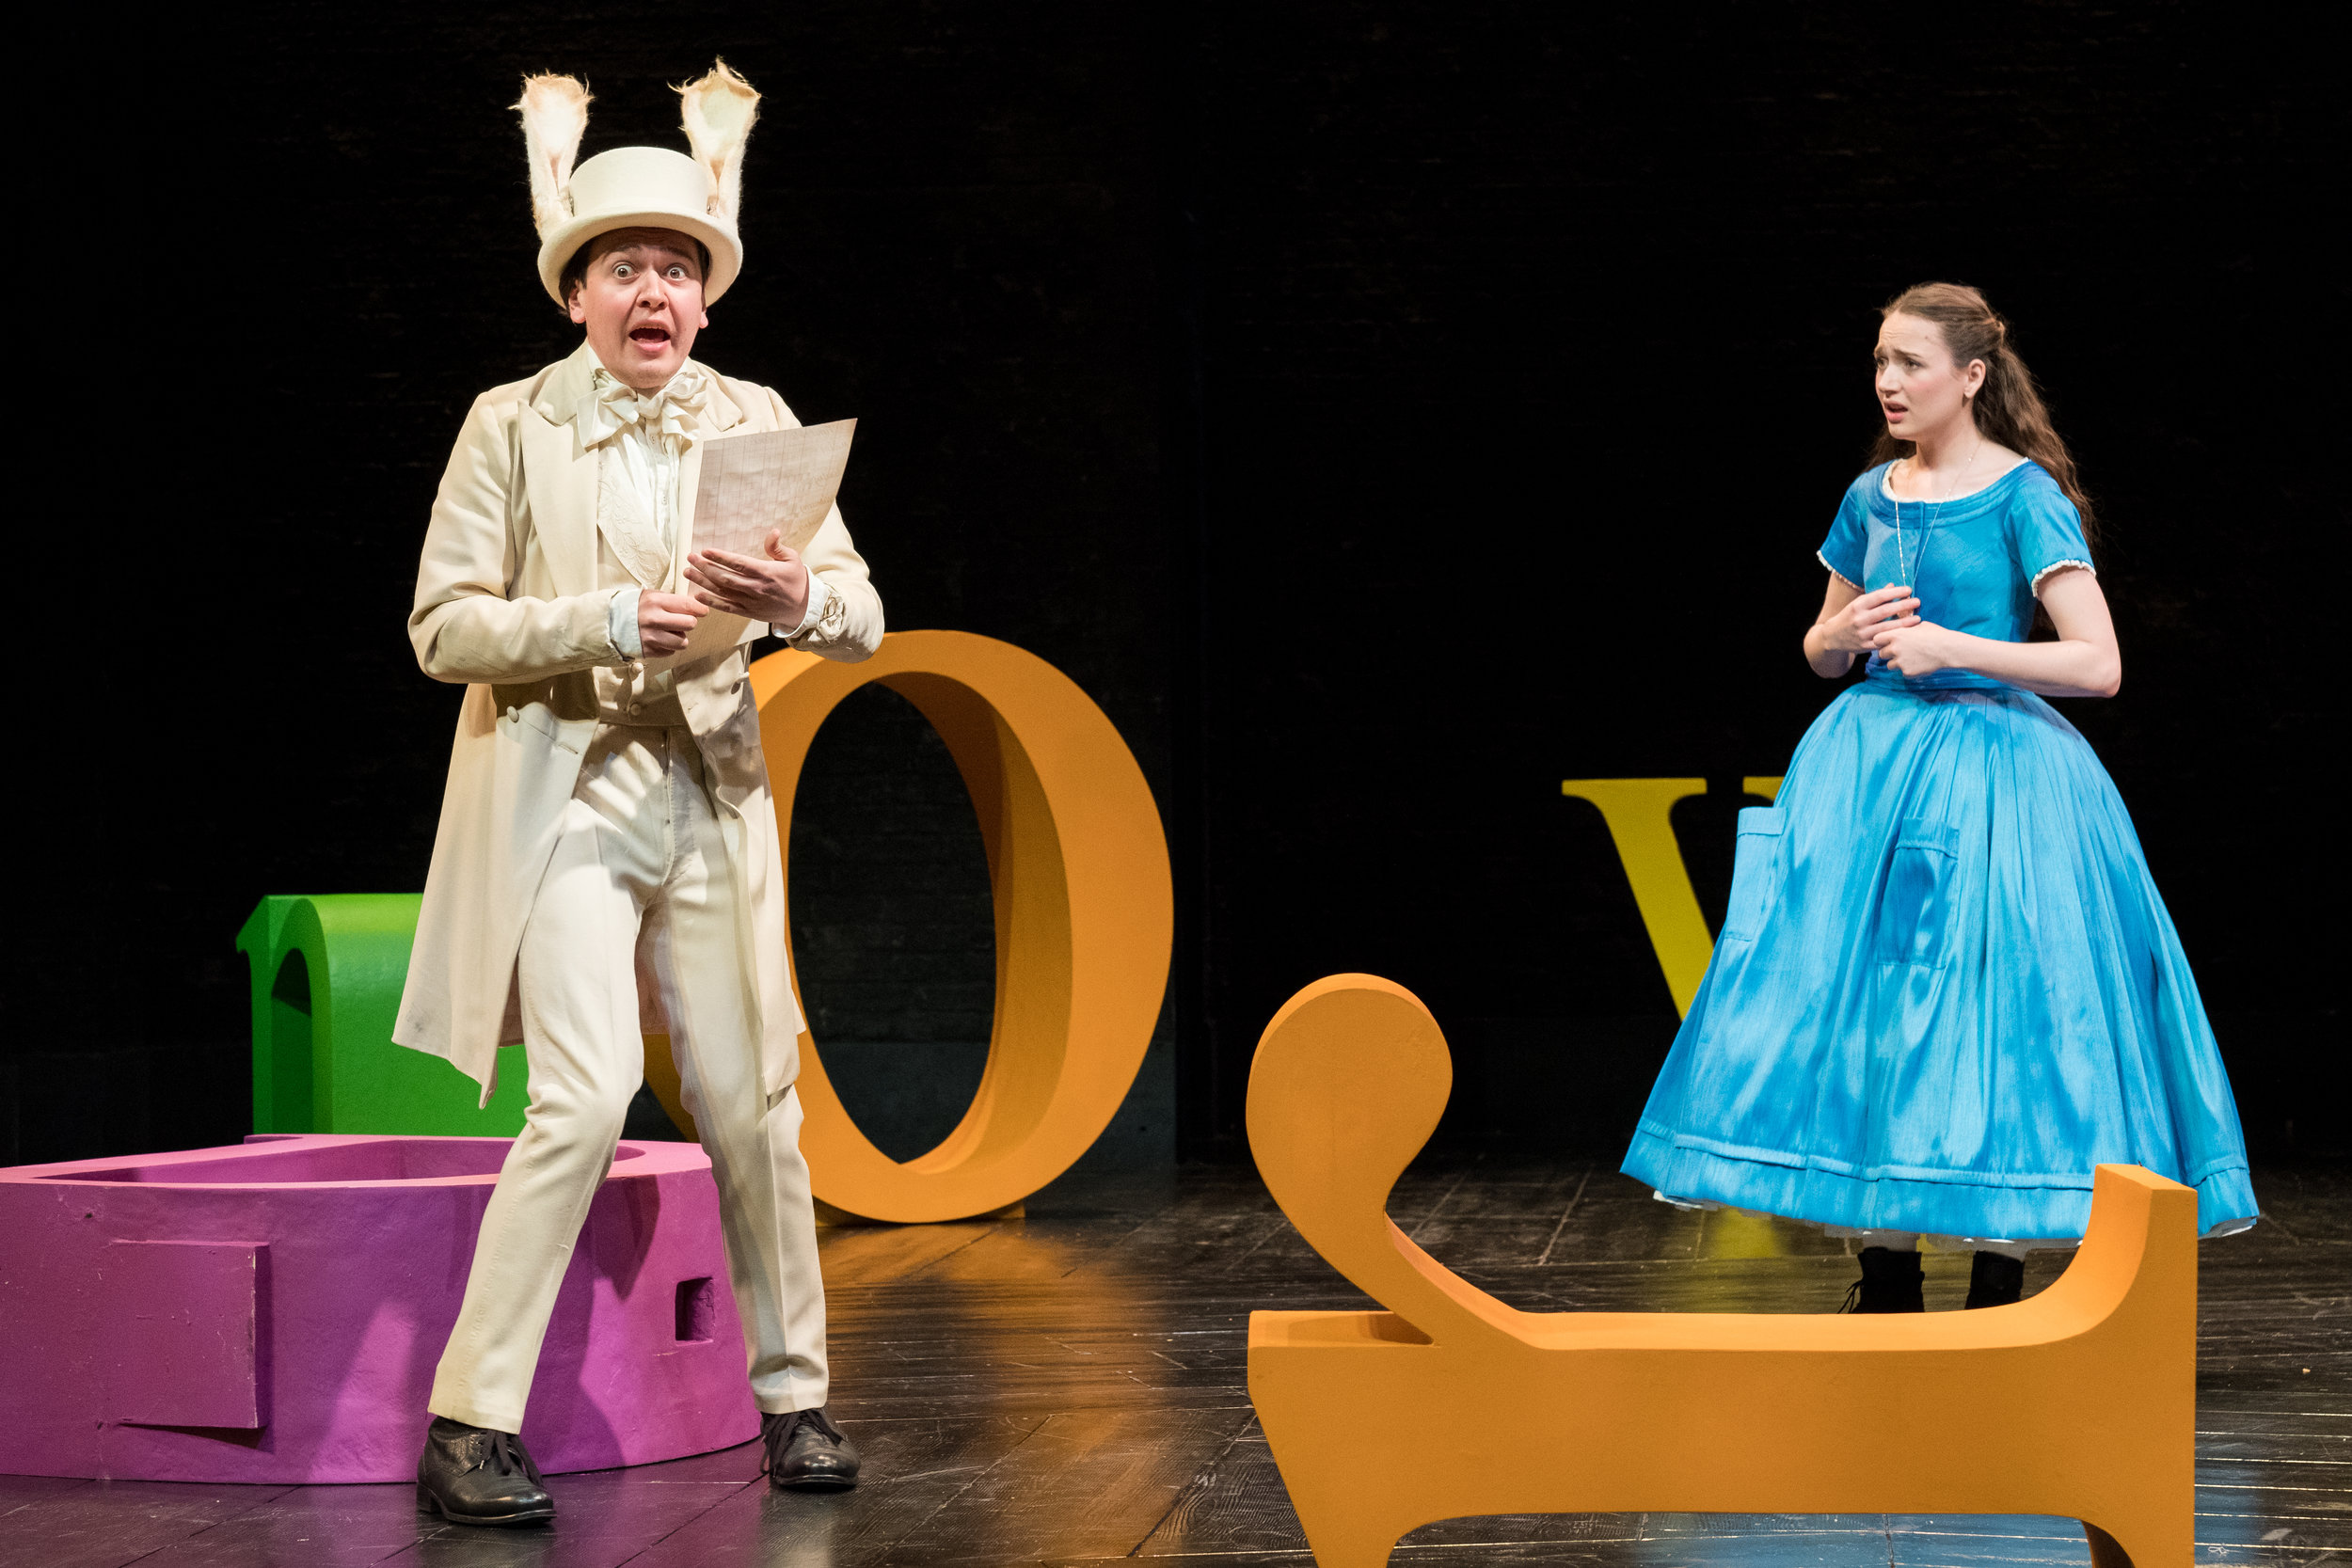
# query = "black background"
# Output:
<box><xmin>9</xmin><ymin>4</ymin><xmax>2337</xmax><ymax>1167</ymax></box>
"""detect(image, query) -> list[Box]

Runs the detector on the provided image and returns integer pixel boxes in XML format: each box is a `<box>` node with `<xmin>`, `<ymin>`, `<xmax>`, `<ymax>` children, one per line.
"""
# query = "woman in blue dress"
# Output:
<box><xmin>1622</xmin><ymin>282</ymin><xmax>2257</xmax><ymax>1312</ymax></box>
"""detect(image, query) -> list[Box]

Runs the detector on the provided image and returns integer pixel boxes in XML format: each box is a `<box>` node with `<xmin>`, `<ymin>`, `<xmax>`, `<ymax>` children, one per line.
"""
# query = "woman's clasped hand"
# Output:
<box><xmin>1870</xmin><ymin>616</ymin><xmax>1962</xmax><ymax>677</ymax></box>
<box><xmin>1807</xmin><ymin>581</ymin><xmax>1963</xmax><ymax>679</ymax></box>
<box><xmin>1820</xmin><ymin>583</ymin><xmax>1921</xmax><ymax>653</ymax></box>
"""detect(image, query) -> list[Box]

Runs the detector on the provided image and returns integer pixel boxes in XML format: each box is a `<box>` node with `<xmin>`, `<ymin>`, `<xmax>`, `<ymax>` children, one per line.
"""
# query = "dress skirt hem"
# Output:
<box><xmin>1624</xmin><ymin>1121</ymin><xmax>2258</xmax><ymax>1242</ymax></box>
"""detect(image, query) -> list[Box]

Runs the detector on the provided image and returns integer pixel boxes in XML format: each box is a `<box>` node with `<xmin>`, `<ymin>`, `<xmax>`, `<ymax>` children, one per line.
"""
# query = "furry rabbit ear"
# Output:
<box><xmin>514</xmin><ymin>74</ymin><xmax>592</xmax><ymax>238</ymax></box>
<box><xmin>677</xmin><ymin>60</ymin><xmax>760</xmax><ymax>222</ymax></box>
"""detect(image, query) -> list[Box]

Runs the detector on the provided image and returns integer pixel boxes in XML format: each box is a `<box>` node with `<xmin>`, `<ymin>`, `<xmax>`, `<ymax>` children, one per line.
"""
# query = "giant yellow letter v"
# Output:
<box><xmin>1560</xmin><ymin>777</ymin><xmax>1782</xmax><ymax>1019</ymax></box>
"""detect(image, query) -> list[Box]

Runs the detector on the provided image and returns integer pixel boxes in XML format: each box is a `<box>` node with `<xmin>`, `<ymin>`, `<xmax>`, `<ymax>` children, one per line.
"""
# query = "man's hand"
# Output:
<box><xmin>684</xmin><ymin>529</ymin><xmax>811</xmax><ymax>628</ymax></box>
<box><xmin>1818</xmin><ymin>583</ymin><xmax>1920</xmax><ymax>654</ymax></box>
<box><xmin>638</xmin><ymin>590</ymin><xmax>709</xmax><ymax>657</ymax></box>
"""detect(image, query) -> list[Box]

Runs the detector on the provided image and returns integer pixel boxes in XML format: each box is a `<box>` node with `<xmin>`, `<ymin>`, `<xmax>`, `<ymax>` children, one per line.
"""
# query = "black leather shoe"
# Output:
<box><xmin>417</xmin><ymin>1416</ymin><xmax>556</xmax><ymax>1527</ymax></box>
<box><xmin>1841</xmin><ymin>1245</ymin><xmax>1926</xmax><ymax>1313</ymax></box>
<box><xmin>1964</xmin><ymin>1249</ymin><xmax>2026</xmax><ymax>1308</ymax></box>
<box><xmin>761</xmin><ymin>1407</ymin><xmax>861</xmax><ymax>1490</ymax></box>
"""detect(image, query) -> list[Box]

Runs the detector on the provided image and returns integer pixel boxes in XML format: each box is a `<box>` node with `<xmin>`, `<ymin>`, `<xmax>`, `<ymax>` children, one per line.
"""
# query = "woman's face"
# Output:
<box><xmin>1874</xmin><ymin>312</ymin><xmax>1985</xmax><ymax>447</ymax></box>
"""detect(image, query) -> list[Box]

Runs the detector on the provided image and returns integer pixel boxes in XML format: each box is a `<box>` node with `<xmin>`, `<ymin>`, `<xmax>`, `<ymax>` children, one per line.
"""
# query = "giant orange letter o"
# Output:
<box><xmin>750</xmin><ymin>630</ymin><xmax>1172</xmax><ymax>1222</ymax></box>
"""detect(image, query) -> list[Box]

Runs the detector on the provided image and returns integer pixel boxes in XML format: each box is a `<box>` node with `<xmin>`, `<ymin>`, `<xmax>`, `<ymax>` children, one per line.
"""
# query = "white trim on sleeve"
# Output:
<box><xmin>2029</xmin><ymin>559</ymin><xmax>2097</xmax><ymax>594</ymax></box>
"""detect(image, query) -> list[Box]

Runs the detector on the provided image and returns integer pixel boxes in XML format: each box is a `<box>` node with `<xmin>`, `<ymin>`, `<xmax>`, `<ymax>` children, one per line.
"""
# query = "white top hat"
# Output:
<box><xmin>515</xmin><ymin>63</ymin><xmax>760</xmax><ymax>306</ymax></box>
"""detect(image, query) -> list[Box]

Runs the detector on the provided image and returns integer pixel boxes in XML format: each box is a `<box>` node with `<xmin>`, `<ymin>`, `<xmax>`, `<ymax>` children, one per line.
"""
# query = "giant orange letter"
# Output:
<box><xmin>749</xmin><ymin>631</ymin><xmax>1172</xmax><ymax>1223</ymax></box>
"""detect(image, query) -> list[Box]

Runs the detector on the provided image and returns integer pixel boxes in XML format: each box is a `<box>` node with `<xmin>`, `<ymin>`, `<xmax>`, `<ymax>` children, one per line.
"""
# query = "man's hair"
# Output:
<box><xmin>560</xmin><ymin>230</ymin><xmax>714</xmax><ymax>305</ymax></box>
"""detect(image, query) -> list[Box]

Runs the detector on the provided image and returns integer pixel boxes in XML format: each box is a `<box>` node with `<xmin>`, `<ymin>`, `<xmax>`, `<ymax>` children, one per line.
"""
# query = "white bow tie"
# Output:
<box><xmin>581</xmin><ymin>366</ymin><xmax>709</xmax><ymax>452</ymax></box>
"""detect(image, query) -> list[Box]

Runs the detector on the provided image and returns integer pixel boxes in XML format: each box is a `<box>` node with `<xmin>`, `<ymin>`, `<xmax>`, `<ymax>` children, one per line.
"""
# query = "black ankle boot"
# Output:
<box><xmin>1843</xmin><ymin>1245</ymin><xmax>1925</xmax><ymax>1313</ymax></box>
<box><xmin>417</xmin><ymin>1417</ymin><xmax>555</xmax><ymax>1527</ymax></box>
<box><xmin>1965</xmin><ymin>1249</ymin><xmax>2026</xmax><ymax>1308</ymax></box>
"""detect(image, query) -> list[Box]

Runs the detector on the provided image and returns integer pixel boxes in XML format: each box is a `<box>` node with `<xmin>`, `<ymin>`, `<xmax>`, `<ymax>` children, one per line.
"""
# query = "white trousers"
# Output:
<box><xmin>430</xmin><ymin>725</ymin><xmax>827</xmax><ymax>1433</ymax></box>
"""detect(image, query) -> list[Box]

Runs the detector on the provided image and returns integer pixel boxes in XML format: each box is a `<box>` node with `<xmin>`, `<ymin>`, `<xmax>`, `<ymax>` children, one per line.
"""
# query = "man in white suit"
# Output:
<box><xmin>395</xmin><ymin>65</ymin><xmax>882</xmax><ymax>1526</ymax></box>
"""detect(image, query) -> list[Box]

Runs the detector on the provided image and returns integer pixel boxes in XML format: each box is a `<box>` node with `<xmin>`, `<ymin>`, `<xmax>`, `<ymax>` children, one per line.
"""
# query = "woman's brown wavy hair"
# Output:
<box><xmin>1869</xmin><ymin>282</ymin><xmax>2097</xmax><ymax>547</ymax></box>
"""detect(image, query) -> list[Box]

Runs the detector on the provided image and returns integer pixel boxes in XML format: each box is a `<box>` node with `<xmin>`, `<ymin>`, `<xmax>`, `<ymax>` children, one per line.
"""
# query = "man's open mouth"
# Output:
<box><xmin>630</xmin><ymin>327</ymin><xmax>672</xmax><ymax>346</ymax></box>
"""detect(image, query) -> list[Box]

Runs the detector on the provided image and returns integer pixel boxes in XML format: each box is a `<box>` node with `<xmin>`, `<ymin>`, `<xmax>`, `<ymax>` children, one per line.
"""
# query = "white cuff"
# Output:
<box><xmin>778</xmin><ymin>576</ymin><xmax>832</xmax><ymax>640</ymax></box>
<box><xmin>607</xmin><ymin>588</ymin><xmax>644</xmax><ymax>659</ymax></box>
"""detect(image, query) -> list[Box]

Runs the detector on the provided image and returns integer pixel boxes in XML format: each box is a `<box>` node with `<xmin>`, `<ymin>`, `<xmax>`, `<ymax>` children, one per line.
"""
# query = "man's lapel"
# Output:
<box><xmin>523</xmin><ymin>344</ymin><xmax>602</xmax><ymax>598</ymax></box>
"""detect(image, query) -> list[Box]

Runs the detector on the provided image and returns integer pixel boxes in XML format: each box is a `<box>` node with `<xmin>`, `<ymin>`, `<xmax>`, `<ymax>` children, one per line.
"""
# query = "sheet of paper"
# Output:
<box><xmin>654</xmin><ymin>419</ymin><xmax>855</xmax><ymax>665</ymax></box>
<box><xmin>689</xmin><ymin>419</ymin><xmax>856</xmax><ymax>562</ymax></box>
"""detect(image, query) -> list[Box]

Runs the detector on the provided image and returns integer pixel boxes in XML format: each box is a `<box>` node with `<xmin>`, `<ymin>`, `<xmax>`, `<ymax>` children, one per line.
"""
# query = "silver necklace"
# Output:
<box><xmin>1889</xmin><ymin>438</ymin><xmax>1981</xmax><ymax>591</ymax></box>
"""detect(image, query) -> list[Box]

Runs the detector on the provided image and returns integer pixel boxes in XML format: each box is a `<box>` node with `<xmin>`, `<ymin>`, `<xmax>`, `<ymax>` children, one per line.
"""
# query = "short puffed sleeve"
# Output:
<box><xmin>2008</xmin><ymin>465</ymin><xmax>2095</xmax><ymax>594</ymax></box>
<box><xmin>1816</xmin><ymin>471</ymin><xmax>1874</xmax><ymax>589</ymax></box>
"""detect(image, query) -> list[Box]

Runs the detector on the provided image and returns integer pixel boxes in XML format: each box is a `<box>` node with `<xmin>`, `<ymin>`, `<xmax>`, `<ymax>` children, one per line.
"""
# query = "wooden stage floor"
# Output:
<box><xmin>6</xmin><ymin>1156</ymin><xmax>2345</xmax><ymax>1568</ymax></box>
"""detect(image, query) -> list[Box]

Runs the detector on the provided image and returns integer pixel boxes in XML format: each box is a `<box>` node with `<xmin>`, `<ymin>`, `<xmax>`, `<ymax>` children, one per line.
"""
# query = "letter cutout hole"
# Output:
<box><xmin>674</xmin><ymin>1277</ymin><xmax>716</xmax><ymax>1344</ymax></box>
<box><xmin>748</xmin><ymin>631</ymin><xmax>1172</xmax><ymax>1223</ymax></box>
<box><xmin>1244</xmin><ymin>974</ymin><xmax>2196</xmax><ymax>1568</ymax></box>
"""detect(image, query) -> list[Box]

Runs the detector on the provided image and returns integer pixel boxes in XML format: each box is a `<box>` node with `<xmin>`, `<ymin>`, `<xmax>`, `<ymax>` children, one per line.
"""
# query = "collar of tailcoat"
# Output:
<box><xmin>530</xmin><ymin>340</ymin><xmax>747</xmax><ymax>441</ymax></box>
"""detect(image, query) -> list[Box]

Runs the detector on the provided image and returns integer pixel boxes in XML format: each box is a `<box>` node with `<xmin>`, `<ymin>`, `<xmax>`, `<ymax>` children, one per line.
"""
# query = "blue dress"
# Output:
<box><xmin>1621</xmin><ymin>461</ymin><xmax>2257</xmax><ymax>1243</ymax></box>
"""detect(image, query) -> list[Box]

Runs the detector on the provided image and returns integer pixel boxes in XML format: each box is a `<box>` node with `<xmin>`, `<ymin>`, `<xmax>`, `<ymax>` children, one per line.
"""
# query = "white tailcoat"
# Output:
<box><xmin>393</xmin><ymin>343</ymin><xmax>882</xmax><ymax>1103</ymax></box>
